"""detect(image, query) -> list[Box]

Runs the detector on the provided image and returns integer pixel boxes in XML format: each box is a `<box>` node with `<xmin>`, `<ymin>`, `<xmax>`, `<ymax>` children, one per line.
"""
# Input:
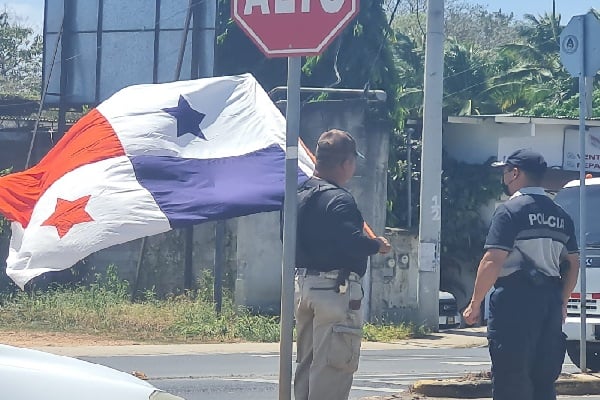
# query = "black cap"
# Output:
<box><xmin>491</xmin><ymin>148</ymin><xmax>547</xmax><ymax>172</ymax></box>
<box><xmin>316</xmin><ymin>129</ymin><xmax>365</xmax><ymax>162</ymax></box>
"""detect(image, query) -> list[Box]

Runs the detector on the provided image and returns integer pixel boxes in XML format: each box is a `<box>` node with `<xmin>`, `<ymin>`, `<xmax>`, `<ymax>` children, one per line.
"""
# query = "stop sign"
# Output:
<box><xmin>232</xmin><ymin>0</ymin><xmax>359</xmax><ymax>57</ymax></box>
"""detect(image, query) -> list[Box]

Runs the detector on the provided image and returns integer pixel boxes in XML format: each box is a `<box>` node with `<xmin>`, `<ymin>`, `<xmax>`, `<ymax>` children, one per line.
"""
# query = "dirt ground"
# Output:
<box><xmin>0</xmin><ymin>330</ymin><xmax>142</xmax><ymax>348</ymax></box>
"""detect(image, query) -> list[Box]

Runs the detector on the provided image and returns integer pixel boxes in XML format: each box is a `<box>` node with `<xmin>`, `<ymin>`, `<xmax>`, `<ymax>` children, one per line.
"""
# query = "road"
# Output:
<box><xmin>81</xmin><ymin>346</ymin><xmax>595</xmax><ymax>400</ymax></box>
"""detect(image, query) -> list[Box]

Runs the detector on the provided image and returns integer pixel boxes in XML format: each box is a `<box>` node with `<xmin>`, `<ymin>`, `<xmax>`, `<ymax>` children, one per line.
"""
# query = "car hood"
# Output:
<box><xmin>0</xmin><ymin>344</ymin><xmax>158</xmax><ymax>400</ymax></box>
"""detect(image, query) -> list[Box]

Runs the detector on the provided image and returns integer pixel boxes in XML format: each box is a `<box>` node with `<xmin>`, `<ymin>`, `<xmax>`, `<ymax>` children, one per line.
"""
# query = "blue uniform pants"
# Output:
<box><xmin>488</xmin><ymin>271</ymin><xmax>566</xmax><ymax>400</ymax></box>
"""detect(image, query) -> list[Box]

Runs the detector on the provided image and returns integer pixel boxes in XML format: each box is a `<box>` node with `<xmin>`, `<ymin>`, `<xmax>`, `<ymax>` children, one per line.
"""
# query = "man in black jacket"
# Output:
<box><xmin>294</xmin><ymin>129</ymin><xmax>391</xmax><ymax>400</ymax></box>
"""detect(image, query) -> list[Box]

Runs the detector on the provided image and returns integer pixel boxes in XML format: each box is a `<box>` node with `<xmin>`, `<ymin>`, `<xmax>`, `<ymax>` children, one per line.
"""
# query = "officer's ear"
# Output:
<box><xmin>512</xmin><ymin>167</ymin><xmax>520</xmax><ymax>179</ymax></box>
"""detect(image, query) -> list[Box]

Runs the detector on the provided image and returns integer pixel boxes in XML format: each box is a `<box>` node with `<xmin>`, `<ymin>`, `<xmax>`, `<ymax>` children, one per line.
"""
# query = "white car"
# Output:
<box><xmin>555</xmin><ymin>177</ymin><xmax>600</xmax><ymax>371</ymax></box>
<box><xmin>0</xmin><ymin>344</ymin><xmax>183</xmax><ymax>400</ymax></box>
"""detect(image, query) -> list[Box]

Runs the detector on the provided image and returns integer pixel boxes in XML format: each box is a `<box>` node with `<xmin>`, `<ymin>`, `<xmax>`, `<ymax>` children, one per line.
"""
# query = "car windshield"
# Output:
<box><xmin>554</xmin><ymin>185</ymin><xmax>600</xmax><ymax>246</ymax></box>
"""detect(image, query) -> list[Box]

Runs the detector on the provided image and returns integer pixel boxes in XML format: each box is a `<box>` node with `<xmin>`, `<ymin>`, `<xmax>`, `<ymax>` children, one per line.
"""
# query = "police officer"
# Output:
<box><xmin>463</xmin><ymin>149</ymin><xmax>580</xmax><ymax>400</ymax></box>
<box><xmin>294</xmin><ymin>129</ymin><xmax>391</xmax><ymax>400</ymax></box>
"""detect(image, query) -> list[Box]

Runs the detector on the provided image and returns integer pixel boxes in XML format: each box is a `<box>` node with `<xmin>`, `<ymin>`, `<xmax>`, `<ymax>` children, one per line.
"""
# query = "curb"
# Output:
<box><xmin>411</xmin><ymin>373</ymin><xmax>600</xmax><ymax>398</ymax></box>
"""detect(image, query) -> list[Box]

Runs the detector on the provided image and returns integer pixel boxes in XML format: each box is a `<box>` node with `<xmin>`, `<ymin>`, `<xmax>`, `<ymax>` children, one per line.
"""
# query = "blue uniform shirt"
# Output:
<box><xmin>484</xmin><ymin>187</ymin><xmax>579</xmax><ymax>277</ymax></box>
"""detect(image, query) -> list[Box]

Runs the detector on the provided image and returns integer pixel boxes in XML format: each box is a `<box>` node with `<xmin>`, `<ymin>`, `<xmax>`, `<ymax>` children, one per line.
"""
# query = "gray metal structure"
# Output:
<box><xmin>43</xmin><ymin>0</ymin><xmax>195</xmax><ymax>106</ymax></box>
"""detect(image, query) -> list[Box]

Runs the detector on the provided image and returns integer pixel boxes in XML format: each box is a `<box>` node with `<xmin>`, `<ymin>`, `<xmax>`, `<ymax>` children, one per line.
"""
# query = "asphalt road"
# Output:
<box><xmin>81</xmin><ymin>346</ymin><xmax>593</xmax><ymax>400</ymax></box>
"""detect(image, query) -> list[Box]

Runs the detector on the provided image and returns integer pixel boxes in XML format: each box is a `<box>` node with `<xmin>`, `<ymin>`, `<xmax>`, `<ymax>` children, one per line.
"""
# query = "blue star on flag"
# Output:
<box><xmin>162</xmin><ymin>95</ymin><xmax>206</xmax><ymax>139</ymax></box>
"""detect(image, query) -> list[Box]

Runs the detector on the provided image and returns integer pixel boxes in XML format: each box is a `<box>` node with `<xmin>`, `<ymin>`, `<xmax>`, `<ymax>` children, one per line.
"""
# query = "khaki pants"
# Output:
<box><xmin>294</xmin><ymin>273</ymin><xmax>363</xmax><ymax>400</ymax></box>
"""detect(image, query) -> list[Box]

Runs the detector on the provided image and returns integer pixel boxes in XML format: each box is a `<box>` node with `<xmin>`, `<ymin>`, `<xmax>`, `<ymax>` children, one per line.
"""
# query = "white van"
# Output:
<box><xmin>554</xmin><ymin>177</ymin><xmax>600</xmax><ymax>371</ymax></box>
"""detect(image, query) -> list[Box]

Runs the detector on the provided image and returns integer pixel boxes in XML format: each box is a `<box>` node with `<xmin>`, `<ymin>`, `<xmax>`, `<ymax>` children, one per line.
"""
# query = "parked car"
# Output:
<box><xmin>439</xmin><ymin>291</ymin><xmax>461</xmax><ymax>329</ymax></box>
<box><xmin>1</xmin><ymin>344</ymin><xmax>184</xmax><ymax>400</ymax></box>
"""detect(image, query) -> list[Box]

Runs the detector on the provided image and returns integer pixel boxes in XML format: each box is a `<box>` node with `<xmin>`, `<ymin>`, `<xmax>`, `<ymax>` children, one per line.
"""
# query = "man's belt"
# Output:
<box><xmin>295</xmin><ymin>268</ymin><xmax>361</xmax><ymax>282</ymax></box>
<box><xmin>495</xmin><ymin>269</ymin><xmax>561</xmax><ymax>287</ymax></box>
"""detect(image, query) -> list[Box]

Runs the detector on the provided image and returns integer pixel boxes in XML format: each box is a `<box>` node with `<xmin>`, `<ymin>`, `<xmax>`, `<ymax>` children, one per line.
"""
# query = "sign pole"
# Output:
<box><xmin>279</xmin><ymin>56</ymin><xmax>301</xmax><ymax>400</ymax></box>
<box><xmin>577</xmin><ymin>14</ymin><xmax>587</xmax><ymax>371</ymax></box>
<box><xmin>578</xmin><ymin>63</ymin><xmax>588</xmax><ymax>373</ymax></box>
<box><xmin>560</xmin><ymin>10</ymin><xmax>600</xmax><ymax>373</ymax></box>
<box><xmin>231</xmin><ymin>2</ymin><xmax>361</xmax><ymax>397</ymax></box>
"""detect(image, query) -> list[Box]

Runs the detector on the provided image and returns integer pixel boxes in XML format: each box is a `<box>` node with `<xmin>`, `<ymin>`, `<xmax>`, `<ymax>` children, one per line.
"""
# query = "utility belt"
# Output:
<box><xmin>295</xmin><ymin>268</ymin><xmax>361</xmax><ymax>282</ymax></box>
<box><xmin>295</xmin><ymin>268</ymin><xmax>361</xmax><ymax>294</ymax></box>
<box><xmin>495</xmin><ymin>269</ymin><xmax>561</xmax><ymax>288</ymax></box>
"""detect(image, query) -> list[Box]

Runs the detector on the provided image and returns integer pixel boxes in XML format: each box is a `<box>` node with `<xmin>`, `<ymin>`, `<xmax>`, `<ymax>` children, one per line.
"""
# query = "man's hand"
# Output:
<box><xmin>463</xmin><ymin>300</ymin><xmax>481</xmax><ymax>326</ymax></box>
<box><xmin>562</xmin><ymin>302</ymin><xmax>568</xmax><ymax>324</ymax></box>
<box><xmin>375</xmin><ymin>237</ymin><xmax>392</xmax><ymax>254</ymax></box>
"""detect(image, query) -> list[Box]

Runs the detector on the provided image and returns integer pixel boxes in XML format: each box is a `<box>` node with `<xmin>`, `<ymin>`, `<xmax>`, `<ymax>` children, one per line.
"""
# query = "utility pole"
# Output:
<box><xmin>417</xmin><ymin>0</ymin><xmax>444</xmax><ymax>330</ymax></box>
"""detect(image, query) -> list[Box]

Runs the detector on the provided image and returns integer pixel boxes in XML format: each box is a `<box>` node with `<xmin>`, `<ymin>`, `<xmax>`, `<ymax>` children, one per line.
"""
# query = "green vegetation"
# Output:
<box><xmin>0</xmin><ymin>11</ymin><xmax>42</xmax><ymax>100</ymax></box>
<box><xmin>0</xmin><ymin>267</ymin><xmax>420</xmax><ymax>343</ymax></box>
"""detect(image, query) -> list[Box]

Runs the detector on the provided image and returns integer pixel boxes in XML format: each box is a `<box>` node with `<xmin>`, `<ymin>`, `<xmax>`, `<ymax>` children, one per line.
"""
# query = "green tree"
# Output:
<box><xmin>391</xmin><ymin>0</ymin><xmax>520</xmax><ymax>53</ymax></box>
<box><xmin>483</xmin><ymin>10</ymin><xmax>586</xmax><ymax>114</ymax></box>
<box><xmin>509</xmin><ymin>9</ymin><xmax>600</xmax><ymax>116</ymax></box>
<box><xmin>215</xmin><ymin>0</ymin><xmax>399</xmax><ymax>113</ymax></box>
<box><xmin>0</xmin><ymin>10</ymin><xmax>42</xmax><ymax>99</ymax></box>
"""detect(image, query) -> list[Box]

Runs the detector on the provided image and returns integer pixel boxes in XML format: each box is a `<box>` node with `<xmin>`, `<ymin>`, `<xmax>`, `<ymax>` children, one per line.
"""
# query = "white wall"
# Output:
<box><xmin>443</xmin><ymin>117</ymin><xmax>593</xmax><ymax>168</ymax></box>
<box><xmin>443</xmin><ymin>118</ymin><xmax>500</xmax><ymax>164</ymax></box>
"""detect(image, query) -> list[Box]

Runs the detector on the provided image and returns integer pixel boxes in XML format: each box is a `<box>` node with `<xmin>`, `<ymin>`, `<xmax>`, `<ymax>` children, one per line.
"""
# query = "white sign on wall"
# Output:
<box><xmin>563</xmin><ymin>128</ymin><xmax>600</xmax><ymax>172</ymax></box>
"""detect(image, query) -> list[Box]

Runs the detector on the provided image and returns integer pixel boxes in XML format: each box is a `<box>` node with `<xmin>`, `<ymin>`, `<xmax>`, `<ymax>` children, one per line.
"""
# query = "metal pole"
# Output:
<box><xmin>57</xmin><ymin>0</ymin><xmax>73</xmax><ymax>142</ymax></box>
<box><xmin>417</xmin><ymin>0</ymin><xmax>444</xmax><ymax>330</ymax></box>
<box><xmin>27</xmin><ymin>17</ymin><xmax>64</xmax><ymax>169</ymax></box>
<box><xmin>578</xmin><ymin>16</ymin><xmax>588</xmax><ymax>371</ymax></box>
<box><xmin>214</xmin><ymin>221</ymin><xmax>225</xmax><ymax>314</ymax></box>
<box><xmin>175</xmin><ymin>0</ymin><xmax>193</xmax><ymax>81</ymax></box>
<box><xmin>131</xmin><ymin>237</ymin><xmax>147</xmax><ymax>302</ymax></box>
<box><xmin>198</xmin><ymin>0</ymin><xmax>216</xmax><ymax>78</ymax></box>
<box><xmin>407</xmin><ymin>127</ymin><xmax>413</xmax><ymax>228</ymax></box>
<box><xmin>279</xmin><ymin>56</ymin><xmax>301</xmax><ymax>400</ymax></box>
<box><xmin>184</xmin><ymin>226</ymin><xmax>194</xmax><ymax>291</ymax></box>
<box><xmin>190</xmin><ymin>0</ymin><xmax>201</xmax><ymax>79</ymax></box>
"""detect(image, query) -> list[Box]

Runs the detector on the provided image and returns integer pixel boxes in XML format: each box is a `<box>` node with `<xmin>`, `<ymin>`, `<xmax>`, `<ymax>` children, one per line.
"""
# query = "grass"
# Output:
<box><xmin>0</xmin><ymin>267</ymin><xmax>424</xmax><ymax>343</ymax></box>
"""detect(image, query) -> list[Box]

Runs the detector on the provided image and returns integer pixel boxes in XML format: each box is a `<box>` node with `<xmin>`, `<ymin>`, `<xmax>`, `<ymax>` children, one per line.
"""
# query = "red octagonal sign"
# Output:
<box><xmin>232</xmin><ymin>0</ymin><xmax>359</xmax><ymax>58</ymax></box>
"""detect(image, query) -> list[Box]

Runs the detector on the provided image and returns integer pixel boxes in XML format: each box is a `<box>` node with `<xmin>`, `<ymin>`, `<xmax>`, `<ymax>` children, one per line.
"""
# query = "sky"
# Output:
<box><xmin>2</xmin><ymin>0</ymin><xmax>597</xmax><ymax>33</ymax></box>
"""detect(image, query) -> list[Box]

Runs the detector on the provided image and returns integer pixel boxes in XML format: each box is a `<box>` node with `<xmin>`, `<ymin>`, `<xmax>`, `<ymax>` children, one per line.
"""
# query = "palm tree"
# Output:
<box><xmin>483</xmin><ymin>6</ymin><xmax>577</xmax><ymax>114</ymax></box>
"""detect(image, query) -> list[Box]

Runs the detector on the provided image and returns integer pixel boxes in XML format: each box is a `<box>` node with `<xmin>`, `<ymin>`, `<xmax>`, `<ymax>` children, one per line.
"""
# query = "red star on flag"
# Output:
<box><xmin>42</xmin><ymin>195</ymin><xmax>94</xmax><ymax>238</ymax></box>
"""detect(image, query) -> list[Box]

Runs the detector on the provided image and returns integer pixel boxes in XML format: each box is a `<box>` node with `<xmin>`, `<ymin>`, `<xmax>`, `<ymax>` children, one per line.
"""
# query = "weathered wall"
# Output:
<box><xmin>235</xmin><ymin>98</ymin><xmax>390</xmax><ymax>317</ymax></box>
<box><xmin>369</xmin><ymin>228</ymin><xmax>420</xmax><ymax>323</ymax></box>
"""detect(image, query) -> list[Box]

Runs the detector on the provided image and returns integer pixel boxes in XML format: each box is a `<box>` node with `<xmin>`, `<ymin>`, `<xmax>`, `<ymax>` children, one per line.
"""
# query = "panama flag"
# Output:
<box><xmin>0</xmin><ymin>74</ymin><xmax>314</xmax><ymax>289</ymax></box>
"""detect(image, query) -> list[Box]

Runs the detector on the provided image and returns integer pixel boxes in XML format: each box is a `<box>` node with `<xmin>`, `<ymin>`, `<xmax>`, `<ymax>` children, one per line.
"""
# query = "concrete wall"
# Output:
<box><xmin>85</xmin><ymin>220</ymin><xmax>238</xmax><ymax>297</ymax></box>
<box><xmin>369</xmin><ymin>228</ymin><xmax>420</xmax><ymax>323</ymax></box>
<box><xmin>235</xmin><ymin>99</ymin><xmax>390</xmax><ymax>316</ymax></box>
<box><xmin>443</xmin><ymin>116</ymin><xmax>597</xmax><ymax>171</ymax></box>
